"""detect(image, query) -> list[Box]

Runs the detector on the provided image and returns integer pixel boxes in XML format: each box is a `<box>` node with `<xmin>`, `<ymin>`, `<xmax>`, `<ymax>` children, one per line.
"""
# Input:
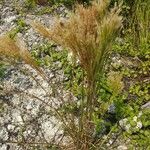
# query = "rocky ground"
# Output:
<box><xmin>0</xmin><ymin>1</ymin><xmax>70</xmax><ymax>149</ymax></box>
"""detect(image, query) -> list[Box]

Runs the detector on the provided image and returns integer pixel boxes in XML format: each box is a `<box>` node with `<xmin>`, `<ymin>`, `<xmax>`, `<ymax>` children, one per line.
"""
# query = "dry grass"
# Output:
<box><xmin>32</xmin><ymin>0</ymin><xmax>122</xmax><ymax>81</ymax></box>
<box><xmin>0</xmin><ymin>0</ymin><xmax>122</xmax><ymax>149</ymax></box>
<box><xmin>31</xmin><ymin>0</ymin><xmax>122</xmax><ymax>149</ymax></box>
<box><xmin>0</xmin><ymin>35</ymin><xmax>45</xmax><ymax>78</ymax></box>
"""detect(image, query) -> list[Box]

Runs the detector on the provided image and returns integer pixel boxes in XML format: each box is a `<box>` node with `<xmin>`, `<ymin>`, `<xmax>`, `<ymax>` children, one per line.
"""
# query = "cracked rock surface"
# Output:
<box><xmin>0</xmin><ymin>1</ymin><xmax>69</xmax><ymax>149</ymax></box>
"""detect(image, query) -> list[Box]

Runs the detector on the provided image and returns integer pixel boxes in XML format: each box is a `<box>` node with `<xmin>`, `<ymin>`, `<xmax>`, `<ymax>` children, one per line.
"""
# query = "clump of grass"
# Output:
<box><xmin>33</xmin><ymin>0</ymin><xmax>122</xmax><ymax>114</ymax></box>
<box><xmin>1</xmin><ymin>0</ymin><xmax>122</xmax><ymax>149</ymax></box>
<box><xmin>32</xmin><ymin>0</ymin><xmax>122</xmax><ymax>149</ymax></box>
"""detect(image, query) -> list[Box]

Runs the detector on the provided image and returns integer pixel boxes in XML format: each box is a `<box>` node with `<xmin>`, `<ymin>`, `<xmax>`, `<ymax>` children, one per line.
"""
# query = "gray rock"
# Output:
<box><xmin>0</xmin><ymin>1</ymin><xmax>69</xmax><ymax>149</ymax></box>
<box><xmin>0</xmin><ymin>128</ymin><xmax>8</xmax><ymax>141</ymax></box>
<box><xmin>4</xmin><ymin>15</ymin><xmax>17</xmax><ymax>23</ymax></box>
<box><xmin>141</xmin><ymin>101</ymin><xmax>150</xmax><ymax>109</ymax></box>
<box><xmin>117</xmin><ymin>145</ymin><xmax>128</xmax><ymax>150</ymax></box>
<box><xmin>108</xmin><ymin>103</ymin><xmax>116</xmax><ymax>114</ymax></box>
<box><xmin>0</xmin><ymin>144</ymin><xmax>7</xmax><ymax>150</ymax></box>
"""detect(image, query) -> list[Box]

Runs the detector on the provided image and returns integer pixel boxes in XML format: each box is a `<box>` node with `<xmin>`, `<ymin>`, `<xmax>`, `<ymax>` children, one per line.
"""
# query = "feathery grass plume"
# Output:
<box><xmin>0</xmin><ymin>35</ymin><xmax>21</xmax><ymax>59</ymax></box>
<box><xmin>33</xmin><ymin>0</ymin><xmax>122</xmax><ymax>80</ymax></box>
<box><xmin>31</xmin><ymin>22</ymin><xmax>51</xmax><ymax>39</ymax></box>
<box><xmin>0</xmin><ymin>35</ymin><xmax>46</xmax><ymax>79</ymax></box>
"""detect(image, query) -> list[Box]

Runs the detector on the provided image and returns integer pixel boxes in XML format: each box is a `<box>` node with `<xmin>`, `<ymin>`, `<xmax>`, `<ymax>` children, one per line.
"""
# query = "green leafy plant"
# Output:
<box><xmin>109</xmin><ymin>0</ymin><xmax>150</xmax><ymax>148</ymax></box>
<box><xmin>25</xmin><ymin>0</ymin><xmax>36</xmax><ymax>9</ymax></box>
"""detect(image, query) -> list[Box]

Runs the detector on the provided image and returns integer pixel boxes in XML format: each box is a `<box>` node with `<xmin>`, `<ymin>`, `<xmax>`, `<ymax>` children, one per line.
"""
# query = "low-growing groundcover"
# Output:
<box><xmin>0</xmin><ymin>0</ymin><xmax>150</xmax><ymax>149</ymax></box>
